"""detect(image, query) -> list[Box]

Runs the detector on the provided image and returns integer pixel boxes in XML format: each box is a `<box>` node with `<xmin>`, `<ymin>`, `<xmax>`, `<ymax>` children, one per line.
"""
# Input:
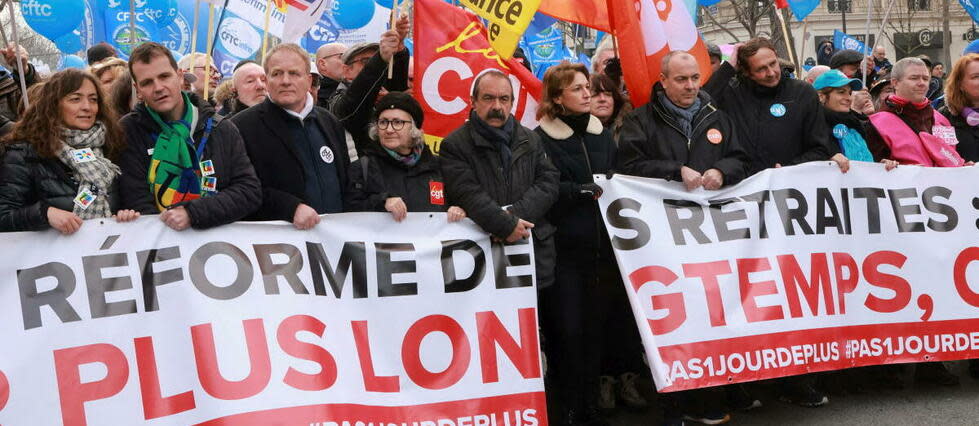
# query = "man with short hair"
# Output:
<box><xmin>929</xmin><ymin>61</ymin><xmax>945</xmax><ymax>100</ymax></box>
<box><xmin>704</xmin><ymin>37</ymin><xmax>844</xmax><ymax>177</ymax></box>
<box><xmin>706</xmin><ymin>43</ymin><xmax>723</xmax><ymax>73</ymax></box>
<box><xmin>178</xmin><ymin>52</ymin><xmax>221</xmax><ymax>101</ymax></box>
<box><xmin>872</xmin><ymin>45</ymin><xmax>891</xmax><ymax>73</ymax></box>
<box><xmin>328</xmin><ymin>16</ymin><xmax>410</xmax><ymax>155</ymax></box>
<box><xmin>232</xmin><ymin>43</ymin><xmax>351</xmax><ymax>230</ymax></box>
<box><xmin>440</xmin><ymin>70</ymin><xmax>559</xmax><ymax>286</ymax></box>
<box><xmin>118</xmin><ymin>42</ymin><xmax>261</xmax><ymax>230</ymax></box>
<box><xmin>591</xmin><ymin>36</ymin><xmax>617</xmax><ymax>76</ymax></box>
<box><xmin>866</xmin><ymin>57</ymin><xmax>967</xmax><ymax>169</ymax></box>
<box><xmin>226</xmin><ymin>62</ymin><xmax>267</xmax><ymax>117</ymax></box>
<box><xmin>315</xmin><ymin>42</ymin><xmax>346</xmax><ymax>105</ymax></box>
<box><xmin>619</xmin><ymin>51</ymin><xmax>747</xmax><ymax>190</ymax></box>
<box><xmin>805</xmin><ymin>65</ymin><xmax>831</xmax><ymax>84</ymax></box>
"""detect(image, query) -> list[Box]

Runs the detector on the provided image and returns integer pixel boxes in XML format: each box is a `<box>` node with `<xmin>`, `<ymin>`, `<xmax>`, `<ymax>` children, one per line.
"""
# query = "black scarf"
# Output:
<box><xmin>558</xmin><ymin>112</ymin><xmax>590</xmax><ymax>136</ymax></box>
<box><xmin>470</xmin><ymin>110</ymin><xmax>516</xmax><ymax>170</ymax></box>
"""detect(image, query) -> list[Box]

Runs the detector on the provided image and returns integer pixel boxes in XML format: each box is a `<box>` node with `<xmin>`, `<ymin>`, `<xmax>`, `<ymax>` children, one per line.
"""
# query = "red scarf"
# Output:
<box><xmin>886</xmin><ymin>94</ymin><xmax>930</xmax><ymax>110</ymax></box>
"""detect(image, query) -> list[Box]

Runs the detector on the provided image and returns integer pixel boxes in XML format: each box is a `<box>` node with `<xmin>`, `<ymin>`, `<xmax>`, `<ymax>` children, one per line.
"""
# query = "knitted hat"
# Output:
<box><xmin>374</xmin><ymin>92</ymin><xmax>424</xmax><ymax>128</ymax></box>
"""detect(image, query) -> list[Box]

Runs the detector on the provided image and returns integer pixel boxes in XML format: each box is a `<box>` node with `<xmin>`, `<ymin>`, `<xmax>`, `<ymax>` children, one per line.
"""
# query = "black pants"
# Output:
<box><xmin>595</xmin><ymin>257</ymin><xmax>645</xmax><ymax>377</ymax></box>
<box><xmin>539</xmin><ymin>255</ymin><xmax>606</xmax><ymax>424</ymax></box>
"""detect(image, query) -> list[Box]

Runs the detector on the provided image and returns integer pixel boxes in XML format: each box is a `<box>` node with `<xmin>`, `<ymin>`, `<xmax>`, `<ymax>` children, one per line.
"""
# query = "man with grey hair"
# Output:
<box><xmin>227</xmin><ymin>62</ymin><xmax>267</xmax><ymax>117</ymax></box>
<box><xmin>233</xmin><ymin>43</ymin><xmax>351</xmax><ymax>229</ymax></box>
<box><xmin>178</xmin><ymin>52</ymin><xmax>220</xmax><ymax>101</ymax></box>
<box><xmin>315</xmin><ymin>42</ymin><xmax>346</xmax><ymax>106</ymax></box>
<box><xmin>591</xmin><ymin>36</ymin><xmax>617</xmax><ymax>76</ymax></box>
<box><xmin>804</xmin><ymin>65</ymin><xmax>831</xmax><ymax>84</ymax></box>
<box><xmin>866</xmin><ymin>57</ymin><xmax>968</xmax><ymax>170</ymax></box>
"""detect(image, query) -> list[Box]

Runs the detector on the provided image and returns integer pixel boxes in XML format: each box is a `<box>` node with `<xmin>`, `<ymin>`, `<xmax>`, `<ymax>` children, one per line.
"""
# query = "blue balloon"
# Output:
<box><xmin>53</xmin><ymin>31</ymin><xmax>83</xmax><ymax>54</ymax></box>
<box><xmin>22</xmin><ymin>0</ymin><xmax>85</xmax><ymax>41</ymax></box>
<box><xmin>61</xmin><ymin>54</ymin><xmax>86</xmax><ymax>70</ymax></box>
<box><xmin>332</xmin><ymin>0</ymin><xmax>375</xmax><ymax>30</ymax></box>
<box><xmin>374</xmin><ymin>0</ymin><xmax>393</xmax><ymax>7</ymax></box>
<box><xmin>171</xmin><ymin>51</ymin><xmax>183</xmax><ymax>64</ymax></box>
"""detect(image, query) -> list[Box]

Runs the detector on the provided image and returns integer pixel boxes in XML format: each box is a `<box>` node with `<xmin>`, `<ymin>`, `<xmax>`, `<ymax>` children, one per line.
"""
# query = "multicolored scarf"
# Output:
<box><xmin>57</xmin><ymin>122</ymin><xmax>120</xmax><ymax>219</ymax></box>
<box><xmin>383</xmin><ymin>142</ymin><xmax>423</xmax><ymax>167</ymax></box>
<box><xmin>146</xmin><ymin>93</ymin><xmax>201</xmax><ymax>211</ymax></box>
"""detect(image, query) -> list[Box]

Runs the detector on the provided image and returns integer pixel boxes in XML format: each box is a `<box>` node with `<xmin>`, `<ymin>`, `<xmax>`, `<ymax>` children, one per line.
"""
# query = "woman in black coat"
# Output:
<box><xmin>534</xmin><ymin>62</ymin><xmax>619</xmax><ymax>426</ymax></box>
<box><xmin>346</xmin><ymin>92</ymin><xmax>466</xmax><ymax>222</ymax></box>
<box><xmin>0</xmin><ymin>69</ymin><xmax>138</xmax><ymax>233</ymax></box>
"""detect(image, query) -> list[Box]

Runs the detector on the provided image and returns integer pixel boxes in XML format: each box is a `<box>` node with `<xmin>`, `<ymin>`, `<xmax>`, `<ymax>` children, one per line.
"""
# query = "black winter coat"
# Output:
<box><xmin>618</xmin><ymin>85</ymin><xmax>748</xmax><ymax>185</ymax></box>
<box><xmin>347</xmin><ymin>144</ymin><xmax>447</xmax><ymax>213</ymax></box>
<box><xmin>440</xmin><ymin>118</ymin><xmax>560</xmax><ymax>287</ymax></box>
<box><xmin>232</xmin><ymin>97</ymin><xmax>351</xmax><ymax>221</ymax></box>
<box><xmin>535</xmin><ymin>114</ymin><xmax>616</xmax><ymax>259</ymax></box>
<box><xmin>0</xmin><ymin>143</ymin><xmax>120</xmax><ymax>231</ymax></box>
<box><xmin>940</xmin><ymin>105</ymin><xmax>979</xmax><ymax>162</ymax></box>
<box><xmin>328</xmin><ymin>49</ymin><xmax>410</xmax><ymax>155</ymax></box>
<box><xmin>118</xmin><ymin>93</ymin><xmax>261</xmax><ymax>229</ymax></box>
<box><xmin>703</xmin><ymin>62</ymin><xmax>833</xmax><ymax>175</ymax></box>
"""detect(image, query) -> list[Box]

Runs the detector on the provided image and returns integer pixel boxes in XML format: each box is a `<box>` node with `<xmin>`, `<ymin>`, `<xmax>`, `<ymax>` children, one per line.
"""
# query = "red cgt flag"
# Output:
<box><xmin>609</xmin><ymin>0</ymin><xmax>714</xmax><ymax>106</ymax></box>
<box><xmin>413</xmin><ymin>0</ymin><xmax>543</xmax><ymax>153</ymax></box>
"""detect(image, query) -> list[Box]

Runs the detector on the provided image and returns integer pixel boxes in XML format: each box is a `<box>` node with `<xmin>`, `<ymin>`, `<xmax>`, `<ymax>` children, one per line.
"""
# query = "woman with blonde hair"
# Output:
<box><xmin>0</xmin><ymin>69</ymin><xmax>138</xmax><ymax>233</ymax></box>
<box><xmin>939</xmin><ymin>53</ymin><xmax>979</xmax><ymax>161</ymax></box>
<box><xmin>89</xmin><ymin>57</ymin><xmax>127</xmax><ymax>91</ymax></box>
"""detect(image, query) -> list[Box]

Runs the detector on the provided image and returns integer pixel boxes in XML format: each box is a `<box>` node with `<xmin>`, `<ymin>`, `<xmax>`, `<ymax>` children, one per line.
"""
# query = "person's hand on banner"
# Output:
<box><xmin>881</xmin><ymin>159</ymin><xmax>899</xmax><ymax>171</ymax></box>
<box><xmin>447</xmin><ymin>206</ymin><xmax>467</xmax><ymax>222</ymax></box>
<box><xmin>160</xmin><ymin>206</ymin><xmax>191</xmax><ymax>231</ymax></box>
<box><xmin>506</xmin><ymin>218</ymin><xmax>534</xmax><ymax>243</ymax></box>
<box><xmin>385</xmin><ymin>197</ymin><xmax>408</xmax><ymax>222</ymax></box>
<box><xmin>702</xmin><ymin>169</ymin><xmax>724</xmax><ymax>190</ymax></box>
<box><xmin>47</xmin><ymin>207</ymin><xmax>82</xmax><ymax>235</ymax></box>
<box><xmin>831</xmin><ymin>153</ymin><xmax>850</xmax><ymax>173</ymax></box>
<box><xmin>293</xmin><ymin>204</ymin><xmax>321</xmax><ymax>230</ymax></box>
<box><xmin>680</xmin><ymin>166</ymin><xmax>703</xmax><ymax>191</ymax></box>
<box><xmin>577</xmin><ymin>183</ymin><xmax>604</xmax><ymax>199</ymax></box>
<box><xmin>113</xmin><ymin>209</ymin><xmax>141</xmax><ymax>223</ymax></box>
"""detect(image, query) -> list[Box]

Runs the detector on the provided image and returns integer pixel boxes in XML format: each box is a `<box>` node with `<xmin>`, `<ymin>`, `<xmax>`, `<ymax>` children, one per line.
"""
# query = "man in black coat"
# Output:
<box><xmin>703</xmin><ymin>37</ymin><xmax>843</xmax><ymax>176</ymax></box>
<box><xmin>620</xmin><ymin>51</ymin><xmax>747</xmax><ymax>190</ymax></box>
<box><xmin>328</xmin><ymin>16</ymin><xmax>410</xmax><ymax>157</ymax></box>
<box><xmin>118</xmin><ymin>42</ymin><xmax>261</xmax><ymax>230</ymax></box>
<box><xmin>232</xmin><ymin>43</ymin><xmax>351</xmax><ymax>230</ymax></box>
<box><xmin>440</xmin><ymin>71</ymin><xmax>560</xmax><ymax>287</ymax></box>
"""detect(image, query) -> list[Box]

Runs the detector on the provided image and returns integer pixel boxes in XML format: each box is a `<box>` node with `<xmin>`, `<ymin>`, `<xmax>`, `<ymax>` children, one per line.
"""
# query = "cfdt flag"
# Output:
<box><xmin>782</xmin><ymin>0</ymin><xmax>820</xmax><ymax>21</ymax></box>
<box><xmin>280</xmin><ymin>0</ymin><xmax>335</xmax><ymax>43</ymax></box>
<box><xmin>834</xmin><ymin>29</ymin><xmax>868</xmax><ymax>54</ymax></box>
<box><xmin>609</xmin><ymin>0</ymin><xmax>713</xmax><ymax>106</ymax></box>
<box><xmin>414</xmin><ymin>0</ymin><xmax>543</xmax><ymax>153</ymax></box>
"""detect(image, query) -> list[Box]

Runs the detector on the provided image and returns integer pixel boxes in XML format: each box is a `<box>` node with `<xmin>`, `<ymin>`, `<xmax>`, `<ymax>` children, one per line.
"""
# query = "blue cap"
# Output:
<box><xmin>965</xmin><ymin>39</ymin><xmax>979</xmax><ymax>56</ymax></box>
<box><xmin>812</xmin><ymin>69</ymin><xmax>863</xmax><ymax>91</ymax></box>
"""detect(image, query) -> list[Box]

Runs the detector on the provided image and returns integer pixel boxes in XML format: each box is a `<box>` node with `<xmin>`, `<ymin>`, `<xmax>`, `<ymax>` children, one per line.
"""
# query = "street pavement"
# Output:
<box><xmin>607</xmin><ymin>361</ymin><xmax>979</xmax><ymax>425</ymax></box>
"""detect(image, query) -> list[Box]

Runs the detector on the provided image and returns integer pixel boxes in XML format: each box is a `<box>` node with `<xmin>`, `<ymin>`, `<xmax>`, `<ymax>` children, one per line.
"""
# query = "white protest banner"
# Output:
<box><xmin>596</xmin><ymin>162</ymin><xmax>979</xmax><ymax>392</ymax></box>
<box><xmin>0</xmin><ymin>214</ymin><xmax>545</xmax><ymax>425</ymax></box>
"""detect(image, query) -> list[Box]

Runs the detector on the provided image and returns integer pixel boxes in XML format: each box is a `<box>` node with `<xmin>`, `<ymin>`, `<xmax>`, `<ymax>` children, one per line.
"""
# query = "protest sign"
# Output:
<box><xmin>597</xmin><ymin>162</ymin><xmax>979</xmax><ymax>392</ymax></box>
<box><xmin>0</xmin><ymin>214</ymin><xmax>545</xmax><ymax>425</ymax></box>
<box><xmin>458</xmin><ymin>0</ymin><xmax>541</xmax><ymax>59</ymax></box>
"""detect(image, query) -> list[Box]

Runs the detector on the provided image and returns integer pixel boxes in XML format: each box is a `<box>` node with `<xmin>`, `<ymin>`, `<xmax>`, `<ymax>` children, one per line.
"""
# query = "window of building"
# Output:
<box><xmin>908</xmin><ymin>0</ymin><xmax>930</xmax><ymax>10</ymax></box>
<box><xmin>828</xmin><ymin>0</ymin><xmax>852</xmax><ymax>13</ymax></box>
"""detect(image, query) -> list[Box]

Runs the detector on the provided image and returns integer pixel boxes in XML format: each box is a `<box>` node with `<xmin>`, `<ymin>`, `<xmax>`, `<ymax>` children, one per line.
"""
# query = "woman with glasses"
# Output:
<box><xmin>346</xmin><ymin>92</ymin><xmax>466</xmax><ymax>222</ymax></box>
<box><xmin>0</xmin><ymin>69</ymin><xmax>139</xmax><ymax>233</ymax></box>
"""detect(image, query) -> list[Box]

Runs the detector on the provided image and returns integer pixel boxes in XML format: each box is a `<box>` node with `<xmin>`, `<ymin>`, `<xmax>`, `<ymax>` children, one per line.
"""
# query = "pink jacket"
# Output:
<box><xmin>868</xmin><ymin>110</ymin><xmax>965</xmax><ymax>167</ymax></box>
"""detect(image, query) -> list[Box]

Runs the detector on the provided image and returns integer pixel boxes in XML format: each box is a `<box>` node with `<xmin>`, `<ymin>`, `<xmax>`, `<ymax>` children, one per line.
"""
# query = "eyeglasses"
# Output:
<box><xmin>349</xmin><ymin>57</ymin><xmax>371</xmax><ymax>67</ymax></box>
<box><xmin>193</xmin><ymin>65</ymin><xmax>223</xmax><ymax>80</ymax></box>
<box><xmin>377</xmin><ymin>119</ymin><xmax>411</xmax><ymax>130</ymax></box>
<box><xmin>321</xmin><ymin>53</ymin><xmax>343</xmax><ymax>60</ymax></box>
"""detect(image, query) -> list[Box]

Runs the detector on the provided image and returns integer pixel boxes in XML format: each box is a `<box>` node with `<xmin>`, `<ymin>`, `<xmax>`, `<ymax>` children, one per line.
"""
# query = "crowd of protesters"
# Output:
<box><xmin>1</xmin><ymin>17</ymin><xmax>979</xmax><ymax>426</ymax></box>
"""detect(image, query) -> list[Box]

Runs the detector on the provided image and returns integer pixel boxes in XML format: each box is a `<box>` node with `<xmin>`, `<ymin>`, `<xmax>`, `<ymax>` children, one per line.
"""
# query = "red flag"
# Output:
<box><xmin>609</xmin><ymin>0</ymin><xmax>713</xmax><ymax>106</ymax></box>
<box><xmin>414</xmin><ymin>0</ymin><xmax>543</xmax><ymax>153</ymax></box>
<box><xmin>775</xmin><ymin>0</ymin><xmax>789</xmax><ymax>9</ymax></box>
<box><xmin>538</xmin><ymin>0</ymin><xmax>610</xmax><ymax>32</ymax></box>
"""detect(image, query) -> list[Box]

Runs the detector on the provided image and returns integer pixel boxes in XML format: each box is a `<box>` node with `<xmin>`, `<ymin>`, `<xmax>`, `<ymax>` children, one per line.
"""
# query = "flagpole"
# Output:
<box><xmin>129</xmin><ymin>0</ymin><xmax>137</xmax><ymax>46</ymax></box>
<box><xmin>862</xmin><ymin>0</ymin><xmax>873</xmax><ymax>89</ymax></box>
<box><xmin>388</xmin><ymin>0</ymin><xmax>399</xmax><ymax>79</ymax></box>
<box><xmin>798</xmin><ymin>19</ymin><xmax>809</xmax><ymax>78</ymax></box>
<box><xmin>204</xmin><ymin>3</ymin><xmax>215</xmax><ymax>100</ymax></box>
<box><xmin>209</xmin><ymin>0</ymin><xmax>230</xmax><ymax>57</ymax></box>
<box><xmin>191</xmin><ymin>0</ymin><xmax>201</xmax><ymax>53</ymax></box>
<box><xmin>775</xmin><ymin>9</ymin><xmax>798</xmax><ymax>74</ymax></box>
<box><xmin>261</xmin><ymin>0</ymin><xmax>273</xmax><ymax>65</ymax></box>
<box><xmin>7</xmin><ymin>0</ymin><xmax>27</xmax><ymax>110</ymax></box>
